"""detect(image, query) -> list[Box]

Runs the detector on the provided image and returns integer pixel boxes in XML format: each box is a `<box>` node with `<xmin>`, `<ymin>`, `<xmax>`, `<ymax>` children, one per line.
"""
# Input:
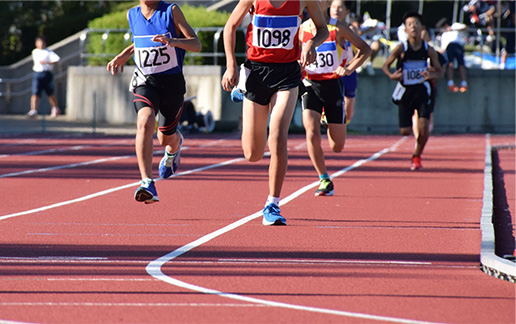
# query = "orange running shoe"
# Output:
<box><xmin>447</xmin><ymin>84</ymin><xmax>459</xmax><ymax>92</ymax></box>
<box><xmin>459</xmin><ymin>85</ymin><xmax>468</xmax><ymax>93</ymax></box>
<box><xmin>410</xmin><ymin>156</ymin><xmax>423</xmax><ymax>171</ymax></box>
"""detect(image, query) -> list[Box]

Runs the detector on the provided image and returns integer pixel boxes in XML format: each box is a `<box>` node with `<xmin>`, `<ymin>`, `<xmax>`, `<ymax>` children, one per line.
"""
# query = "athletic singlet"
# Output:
<box><xmin>397</xmin><ymin>40</ymin><xmax>428</xmax><ymax>87</ymax></box>
<box><xmin>301</xmin><ymin>18</ymin><xmax>348</xmax><ymax>81</ymax></box>
<box><xmin>128</xmin><ymin>1</ymin><xmax>185</xmax><ymax>76</ymax></box>
<box><xmin>246</xmin><ymin>0</ymin><xmax>302</xmax><ymax>63</ymax></box>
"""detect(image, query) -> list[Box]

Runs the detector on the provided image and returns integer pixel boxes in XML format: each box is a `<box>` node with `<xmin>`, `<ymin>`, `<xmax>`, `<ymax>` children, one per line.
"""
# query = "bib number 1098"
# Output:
<box><xmin>255</xmin><ymin>28</ymin><xmax>292</xmax><ymax>48</ymax></box>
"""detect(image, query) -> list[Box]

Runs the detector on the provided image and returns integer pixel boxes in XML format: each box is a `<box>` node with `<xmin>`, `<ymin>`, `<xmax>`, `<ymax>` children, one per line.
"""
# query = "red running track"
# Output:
<box><xmin>0</xmin><ymin>132</ymin><xmax>514</xmax><ymax>324</ymax></box>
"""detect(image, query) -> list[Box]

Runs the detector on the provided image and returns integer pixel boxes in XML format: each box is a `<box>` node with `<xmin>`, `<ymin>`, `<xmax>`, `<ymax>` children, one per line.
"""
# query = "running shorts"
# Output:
<box><xmin>341</xmin><ymin>70</ymin><xmax>357</xmax><ymax>98</ymax></box>
<box><xmin>133</xmin><ymin>73</ymin><xmax>186</xmax><ymax>135</ymax></box>
<box><xmin>398</xmin><ymin>84</ymin><xmax>431</xmax><ymax>128</ymax></box>
<box><xmin>302</xmin><ymin>78</ymin><xmax>345</xmax><ymax>124</ymax></box>
<box><xmin>243</xmin><ymin>60</ymin><xmax>301</xmax><ymax>106</ymax></box>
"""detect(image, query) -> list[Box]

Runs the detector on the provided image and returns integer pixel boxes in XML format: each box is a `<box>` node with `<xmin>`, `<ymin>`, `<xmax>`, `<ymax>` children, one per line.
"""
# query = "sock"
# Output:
<box><xmin>319</xmin><ymin>173</ymin><xmax>330</xmax><ymax>180</ymax></box>
<box><xmin>460</xmin><ymin>81</ymin><xmax>467</xmax><ymax>87</ymax></box>
<box><xmin>165</xmin><ymin>149</ymin><xmax>177</xmax><ymax>157</ymax></box>
<box><xmin>447</xmin><ymin>80</ymin><xmax>454</xmax><ymax>87</ymax></box>
<box><xmin>142</xmin><ymin>177</ymin><xmax>153</xmax><ymax>186</ymax></box>
<box><xmin>266</xmin><ymin>196</ymin><xmax>280</xmax><ymax>207</ymax></box>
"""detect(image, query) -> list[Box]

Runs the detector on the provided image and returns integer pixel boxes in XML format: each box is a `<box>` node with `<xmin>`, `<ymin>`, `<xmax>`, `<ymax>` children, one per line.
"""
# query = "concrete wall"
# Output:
<box><xmin>65</xmin><ymin>66</ymin><xmax>515</xmax><ymax>134</ymax></box>
<box><xmin>350</xmin><ymin>68</ymin><xmax>515</xmax><ymax>134</ymax></box>
<box><xmin>66</xmin><ymin>65</ymin><xmax>242</xmax><ymax>128</ymax></box>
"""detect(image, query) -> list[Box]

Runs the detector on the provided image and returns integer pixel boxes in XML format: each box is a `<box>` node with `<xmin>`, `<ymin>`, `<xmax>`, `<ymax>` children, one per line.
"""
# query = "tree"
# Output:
<box><xmin>0</xmin><ymin>1</ymin><xmax>125</xmax><ymax>66</ymax></box>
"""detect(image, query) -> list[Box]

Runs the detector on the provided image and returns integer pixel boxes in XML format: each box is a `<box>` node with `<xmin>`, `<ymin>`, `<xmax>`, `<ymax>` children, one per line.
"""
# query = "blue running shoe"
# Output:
<box><xmin>262</xmin><ymin>203</ymin><xmax>286</xmax><ymax>226</ymax></box>
<box><xmin>159</xmin><ymin>132</ymin><xmax>183</xmax><ymax>179</ymax></box>
<box><xmin>231</xmin><ymin>88</ymin><xmax>244</xmax><ymax>103</ymax></box>
<box><xmin>134</xmin><ymin>179</ymin><xmax>159</xmax><ymax>204</ymax></box>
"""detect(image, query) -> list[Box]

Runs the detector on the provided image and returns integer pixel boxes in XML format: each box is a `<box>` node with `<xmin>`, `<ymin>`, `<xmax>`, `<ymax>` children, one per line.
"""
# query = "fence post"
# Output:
<box><xmin>92</xmin><ymin>91</ymin><xmax>97</xmax><ymax>134</ymax></box>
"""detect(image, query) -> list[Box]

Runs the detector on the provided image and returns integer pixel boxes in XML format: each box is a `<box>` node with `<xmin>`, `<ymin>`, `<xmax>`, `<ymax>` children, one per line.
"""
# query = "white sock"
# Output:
<box><xmin>447</xmin><ymin>80</ymin><xmax>455</xmax><ymax>87</ymax></box>
<box><xmin>265</xmin><ymin>196</ymin><xmax>280</xmax><ymax>207</ymax></box>
<box><xmin>460</xmin><ymin>81</ymin><xmax>467</xmax><ymax>87</ymax></box>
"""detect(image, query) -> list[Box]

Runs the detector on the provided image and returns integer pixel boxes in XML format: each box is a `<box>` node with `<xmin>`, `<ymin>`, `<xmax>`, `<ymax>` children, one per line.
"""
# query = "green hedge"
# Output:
<box><xmin>86</xmin><ymin>2</ymin><xmax>234</xmax><ymax>66</ymax></box>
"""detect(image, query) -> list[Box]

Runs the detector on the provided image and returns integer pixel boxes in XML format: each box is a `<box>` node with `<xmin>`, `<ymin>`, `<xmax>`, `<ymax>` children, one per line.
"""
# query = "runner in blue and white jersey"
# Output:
<box><xmin>107</xmin><ymin>0</ymin><xmax>201</xmax><ymax>204</ymax></box>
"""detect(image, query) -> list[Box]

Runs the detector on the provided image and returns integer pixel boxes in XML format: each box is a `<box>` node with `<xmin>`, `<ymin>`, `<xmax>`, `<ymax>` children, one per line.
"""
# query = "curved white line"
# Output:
<box><xmin>146</xmin><ymin>137</ymin><xmax>444</xmax><ymax>324</ymax></box>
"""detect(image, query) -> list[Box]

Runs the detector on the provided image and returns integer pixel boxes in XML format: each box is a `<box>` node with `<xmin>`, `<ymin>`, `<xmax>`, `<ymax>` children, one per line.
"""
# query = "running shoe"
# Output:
<box><xmin>315</xmin><ymin>178</ymin><xmax>334</xmax><ymax>196</ymax></box>
<box><xmin>447</xmin><ymin>84</ymin><xmax>459</xmax><ymax>93</ymax></box>
<box><xmin>459</xmin><ymin>85</ymin><xmax>468</xmax><ymax>93</ymax></box>
<box><xmin>410</xmin><ymin>156</ymin><xmax>423</xmax><ymax>171</ymax></box>
<box><xmin>262</xmin><ymin>203</ymin><xmax>286</xmax><ymax>226</ymax></box>
<box><xmin>159</xmin><ymin>132</ymin><xmax>183</xmax><ymax>179</ymax></box>
<box><xmin>50</xmin><ymin>107</ymin><xmax>60</xmax><ymax>118</ymax></box>
<box><xmin>27</xmin><ymin>110</ymin><xmax>37</xmax><ymax>118</ymax></box>
<box><xmin>231</xmin><ymin>88</ymin><xmax>244</xmax><ymax>103</ymax></box>
<box><xmin>134</xmin><ymin>179</ymin><xmax>159</xmax><ymax>204</ymax></box>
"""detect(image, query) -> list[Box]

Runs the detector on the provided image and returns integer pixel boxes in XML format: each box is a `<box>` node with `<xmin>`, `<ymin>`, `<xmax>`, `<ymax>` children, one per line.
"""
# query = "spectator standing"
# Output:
<box><xmin>436</xmin><ymin>18</ymin><xmax>469</xmax><ymax>93</ymax></box>
<box><xmin>27</xmin><ymin>36</ymin><xmax>61</xmax><ymax>118</ymax></box>
<box><xmin>500</xmin><ymin>0</ymin><xmax>515</xmax><ymax>69</ymax></box>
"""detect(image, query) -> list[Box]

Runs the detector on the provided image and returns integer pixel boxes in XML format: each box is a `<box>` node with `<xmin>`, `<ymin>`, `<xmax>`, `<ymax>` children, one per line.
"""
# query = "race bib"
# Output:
<box><xmin>133</xmin><ymin>32</ymin><xmax>178</xmax><ymax>75</ymax></box>
<box><xmin>403</xmin><ymin>61</ymin><xmax>427</xmax><ymax>85</ymax></box>
<box><xmin>305</xmin><ymin>41</ymin><xmax>340</xmax><ymax>75</ymax></box>
<box><xmin>252</xmin><ymin>14</ymin><xmax>300</xmax><ymax>50</ymax></box>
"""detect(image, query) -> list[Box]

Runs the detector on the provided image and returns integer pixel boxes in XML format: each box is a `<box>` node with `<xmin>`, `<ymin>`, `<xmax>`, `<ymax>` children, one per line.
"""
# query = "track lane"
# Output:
<box><xmin>0</xmin><ymin>134</ymin><xmax>514</xmax><ymax>324</ymax></box>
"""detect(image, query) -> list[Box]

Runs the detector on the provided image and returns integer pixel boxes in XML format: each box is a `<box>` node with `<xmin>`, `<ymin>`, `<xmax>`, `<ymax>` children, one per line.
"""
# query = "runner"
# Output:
<box><xmin>329</xmin><ymin>0</ymin><xmax>361</xmax><ymax>124</ymax></box>
<box><xmin>221</xmin><ymin>0</ymin><xmax>329</xmax><ymax>225</ymax></box>
<box><xmin>381</xmin><ymin>11</ymin><xmax>442</xmax><ymax>171</ymax></box>
<box><xmin>106</xmin><ymin>0</ymin><xmax>201</xmax><ymax>203</ymax></box>
<box><xmin>301</xmin><ymin>0</ymin><xmax>371</xmax><ymax>196</ymax></box>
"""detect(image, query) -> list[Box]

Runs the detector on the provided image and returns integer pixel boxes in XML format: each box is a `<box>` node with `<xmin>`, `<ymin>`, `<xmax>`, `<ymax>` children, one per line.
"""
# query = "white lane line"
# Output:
<box><xmin>0</xmin><ymin>155</ymin><xmax>131</xmax><ymax>179</ymax></box>
<box><xmin>0</xmin><ymin>155</ymin><xmax>247</xmax><ymax>221</ymax></box>
<box><xmin>145</xmin><ymin>137</ymin><xmax>446</xmax><ymax>324</ymax></box>
<box><xmin>217</xmin><ymin>258</ymin><xmax>432</xmax><ymax>266</ymax></box>
<box><xmin>0</xmin><ymin>302</ymin><xmax>263</xmax><ymax>308</ymax></box>
<box><xmin>0</xmin><ymin>145</ymin><xmax>90</xmax><ymax>158</ymax></box>
<box><xmin>0</xmin><ymin>138</ymin><xmax>135</xmax><ymax>159</ymax></box>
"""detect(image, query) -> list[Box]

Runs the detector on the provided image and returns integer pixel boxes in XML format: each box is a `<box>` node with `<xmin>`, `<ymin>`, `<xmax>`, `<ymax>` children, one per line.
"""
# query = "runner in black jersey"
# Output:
<box><xmin>382</xmin><ymin>11</ymin><xmax>442</xmax><ymax>171</ymax></box>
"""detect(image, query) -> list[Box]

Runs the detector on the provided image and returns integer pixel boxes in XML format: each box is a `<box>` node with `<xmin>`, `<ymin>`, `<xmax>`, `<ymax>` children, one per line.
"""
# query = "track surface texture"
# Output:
<box><xmin>0</xmin><ymin>130</ymin><xmax>514</xmax><ymax>324</ymax></box>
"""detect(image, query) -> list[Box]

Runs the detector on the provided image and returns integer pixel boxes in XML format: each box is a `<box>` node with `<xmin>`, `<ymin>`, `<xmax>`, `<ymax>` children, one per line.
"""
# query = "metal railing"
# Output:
<box><xmin>1</xmin><ymin>26</ymin><xmax>513</xmax><ymax>103</ymax></box>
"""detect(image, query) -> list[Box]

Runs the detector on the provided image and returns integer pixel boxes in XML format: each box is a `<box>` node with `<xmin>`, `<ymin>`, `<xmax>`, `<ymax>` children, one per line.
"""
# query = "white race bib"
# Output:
<box><xmin>133</xmin><ymin>32</ymin><xmax>178</xmax><ymax>75</ymax></box>
<box><xmin>252</xmin><ymin>14</ymin><xmax>300</xmax><ymax>50</ymax></box>
<box><xmin>305</xmin><ymin>41</ymin><xmax>340</xmax><ymax>75</ymax></box>
<box><xmin>403</xmin><ymin>61</ymin><xmax>427</xmax><ymax>85</ymax></box>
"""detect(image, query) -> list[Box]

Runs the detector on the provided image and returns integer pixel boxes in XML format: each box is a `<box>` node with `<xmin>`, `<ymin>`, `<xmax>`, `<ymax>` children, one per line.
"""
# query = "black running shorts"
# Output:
<box><xmin>398</xmin><ymin>83</ymin><xmax>431</xmax><ymax>128</ymax></box>
<box><xmin>243</xmin><ymin>60</ymin><xmax>301</xmax><ymax>106</ymax></box>
<box><xmin>301</xmin><ymin>78</ymin><xmax>346</xmax><ymax>124</ymax></box>
<box><xmin>133</xmin><ymin>73</ymin><xmax>186</xmax><ymax>135</ymax></box>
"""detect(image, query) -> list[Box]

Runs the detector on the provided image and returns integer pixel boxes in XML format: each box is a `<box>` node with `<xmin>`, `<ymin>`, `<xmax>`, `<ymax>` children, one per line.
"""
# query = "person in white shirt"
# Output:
<box><xmin>27</xmin><ymin>36</ymin><xmax>61</xmax><ymax>118</ymax></box>
<box><xmin>436</xmin><ymin>18</ymin><xmax>468</xmax><ymax>93</ymax></box>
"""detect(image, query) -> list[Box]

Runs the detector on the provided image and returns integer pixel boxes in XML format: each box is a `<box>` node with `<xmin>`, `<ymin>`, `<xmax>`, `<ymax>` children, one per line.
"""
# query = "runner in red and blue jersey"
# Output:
<box><xmin>221</xmin><ymin>0</ymin><xmax>329</xmax><ymax>226</ymax></box>
<box><xmin>300</xmin><ymin>0</ymin><xmax>370</xmax><ymax>196</ymax></box>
